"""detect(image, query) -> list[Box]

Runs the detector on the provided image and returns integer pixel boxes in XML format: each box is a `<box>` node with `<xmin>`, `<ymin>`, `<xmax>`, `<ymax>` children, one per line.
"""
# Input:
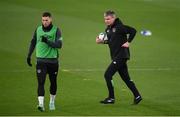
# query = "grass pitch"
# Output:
<box><xmin>0</xmin><ymin>0</ymin><xmax>180</xmax><ymax>116</ymax></box>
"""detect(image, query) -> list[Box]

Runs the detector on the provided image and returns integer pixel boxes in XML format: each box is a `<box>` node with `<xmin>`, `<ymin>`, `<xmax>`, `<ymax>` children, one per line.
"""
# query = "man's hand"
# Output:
<box><xmin>121</xmin><ymin>42</ymin><xmax>129</xmax><ymax>48</ymax></box>
<box><xmin>27</xmin><ymin>57</ymin><xmax>32</xmax><ymax>67</ymax></box>
<box><xmin>41</xmin><ymin>36</ymin><xmax>48</xmax><ymax>43</ymax></box>
<box><xmin>96</xmin><ymin>37</ymin><xmax>104</xmax><ymax>44</ymax></box>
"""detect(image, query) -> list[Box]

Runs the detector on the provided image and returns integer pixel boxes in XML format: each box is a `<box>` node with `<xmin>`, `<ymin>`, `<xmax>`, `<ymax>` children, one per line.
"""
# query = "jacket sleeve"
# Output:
<box><xmin>122</xmin><ymin>25</ymin><xmax>137</xmax><ymax>43</ymax></box>
<box><xmin>46</xmin><ymin>28</ymin><xmax>62</xmax><ymax>48</ymax></box>
<box><xmin>27</xmin><ymin>30</ymin><xmax>36</xmax><ymax>58</ymax></box>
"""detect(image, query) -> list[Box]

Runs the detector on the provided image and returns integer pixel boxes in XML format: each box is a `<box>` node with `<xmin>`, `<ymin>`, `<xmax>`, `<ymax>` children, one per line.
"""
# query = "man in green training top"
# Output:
<box><xmin>27</xmin><ymin>12</ymin><xmax>62</xmax><ymax>112</ymax></box>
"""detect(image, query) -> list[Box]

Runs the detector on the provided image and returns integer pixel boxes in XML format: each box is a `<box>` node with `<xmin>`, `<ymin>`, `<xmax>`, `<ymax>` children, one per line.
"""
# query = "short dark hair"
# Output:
<box><xmin>42</xmin><ymin>12</ymin><xmax>52</xmax><ymax>17</ymax></box>
<box><xmin>104</xmin><ymin>10</ymin><xmax>116</xmax><ymax>17</ymax></box>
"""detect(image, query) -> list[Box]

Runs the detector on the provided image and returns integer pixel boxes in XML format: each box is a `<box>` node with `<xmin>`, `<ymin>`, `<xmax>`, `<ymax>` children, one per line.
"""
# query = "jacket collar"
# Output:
<box><xmin>109</xmin><ymin>18</ymin><xmax>122</xmax><ymax>28</ymax></box>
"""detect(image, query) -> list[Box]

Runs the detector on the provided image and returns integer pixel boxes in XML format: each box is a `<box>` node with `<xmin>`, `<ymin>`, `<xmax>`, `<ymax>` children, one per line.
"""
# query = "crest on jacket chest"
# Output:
<box><xmin>112</xmin><ymin>28</ymin><xmax>116</xmax><ymax>32</ymax></box>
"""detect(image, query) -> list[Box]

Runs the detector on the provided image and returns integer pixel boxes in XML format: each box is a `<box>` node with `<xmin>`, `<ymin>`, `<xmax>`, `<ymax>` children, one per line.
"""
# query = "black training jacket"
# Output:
<box><xmin>105</xmin><ymin>18</ymin><xmax>137</xmax><ymax>60</ymax></box>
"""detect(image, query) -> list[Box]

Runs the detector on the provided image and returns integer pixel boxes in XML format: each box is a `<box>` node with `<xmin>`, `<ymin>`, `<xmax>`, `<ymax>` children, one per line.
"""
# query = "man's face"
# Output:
<box><xmin>42</xmin><ymin>16</ymin><xmax>52</xmax><ymax>27</ymax></box>
<box><xmin>104</xmin><ymin>15</ymin><xmax>116</xmax><ymax>26</ymax></box>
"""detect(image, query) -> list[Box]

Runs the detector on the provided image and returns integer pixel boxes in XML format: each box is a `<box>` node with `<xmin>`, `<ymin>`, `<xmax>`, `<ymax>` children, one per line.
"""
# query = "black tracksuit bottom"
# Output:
<box><xmin>104</xmin><ymin>58</ymin><xmax>140</xmax><ymax>99</ymax></box>
<box><xmin>36</xmin><ymin>61</ymin><xmax>59</xmax><ymax>96</ymax></box>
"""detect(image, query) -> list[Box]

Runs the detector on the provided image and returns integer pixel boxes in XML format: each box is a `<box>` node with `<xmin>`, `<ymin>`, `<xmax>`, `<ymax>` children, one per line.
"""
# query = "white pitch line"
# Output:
<box><xmin>0</xmin><ymin>67</ymin><xmax>177</xmax><ymax>73</ymax></box>
<box><xmin>133</xmin><ymin>67</ymin><xmax>172</xmax><ymax>71</ymax></box>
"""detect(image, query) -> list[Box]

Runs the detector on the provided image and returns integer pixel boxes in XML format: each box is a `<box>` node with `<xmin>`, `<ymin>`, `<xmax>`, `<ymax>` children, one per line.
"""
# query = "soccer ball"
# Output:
<box><xmin>98</xmin><ymin>32</ymin><xmax>108</xmax><ymax>41</ymax></box>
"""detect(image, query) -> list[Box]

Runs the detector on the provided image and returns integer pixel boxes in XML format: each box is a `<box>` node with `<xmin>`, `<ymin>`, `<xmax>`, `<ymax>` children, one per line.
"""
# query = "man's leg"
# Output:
<box><xmin>36</xmin><ymin>61</ymin><xmax>47</xmax><ymax>111</ymax></box>
<box><xmin>100</xmin><ymin>61</ymin><xmax>117</xmax><ymax>104</ymax></box>
<box><xmin>47</xmin><ymin>62</ymin><xmax>59</xmax><ymax>110</ymax></box>
<box><xmin>117</xmin><ymin>59</ymin><xmax>142</xmax><ymax>104</ymax></box>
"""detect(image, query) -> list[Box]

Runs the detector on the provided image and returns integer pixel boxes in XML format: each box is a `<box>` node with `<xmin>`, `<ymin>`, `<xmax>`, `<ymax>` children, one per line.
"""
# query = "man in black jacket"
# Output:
<box><xmin>96</xmin><ymin>10</ymin><xmax>142</xmax><ymax>105</ymax></box>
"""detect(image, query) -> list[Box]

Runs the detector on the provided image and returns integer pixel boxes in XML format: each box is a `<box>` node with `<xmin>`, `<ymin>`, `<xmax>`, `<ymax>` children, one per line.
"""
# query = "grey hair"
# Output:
<box><xmin>104</xmin><ymin>10</ymin><xmax>116</xmax><ymax>17</ymax></box>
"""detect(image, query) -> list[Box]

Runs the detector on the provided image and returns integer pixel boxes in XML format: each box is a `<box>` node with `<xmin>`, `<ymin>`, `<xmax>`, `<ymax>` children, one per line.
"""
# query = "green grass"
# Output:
<box><xmin>0</xmin><ymin>0</ymin><xmax>180</xmax><ymax>116</ymax></box>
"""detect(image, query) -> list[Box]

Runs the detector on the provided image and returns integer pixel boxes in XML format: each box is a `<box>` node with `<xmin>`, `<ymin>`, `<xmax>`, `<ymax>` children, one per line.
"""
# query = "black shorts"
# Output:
<box><xmin>36</xmin><ymin>61</ymin><xmax>59</xmax><ymax>76</ymax></box>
